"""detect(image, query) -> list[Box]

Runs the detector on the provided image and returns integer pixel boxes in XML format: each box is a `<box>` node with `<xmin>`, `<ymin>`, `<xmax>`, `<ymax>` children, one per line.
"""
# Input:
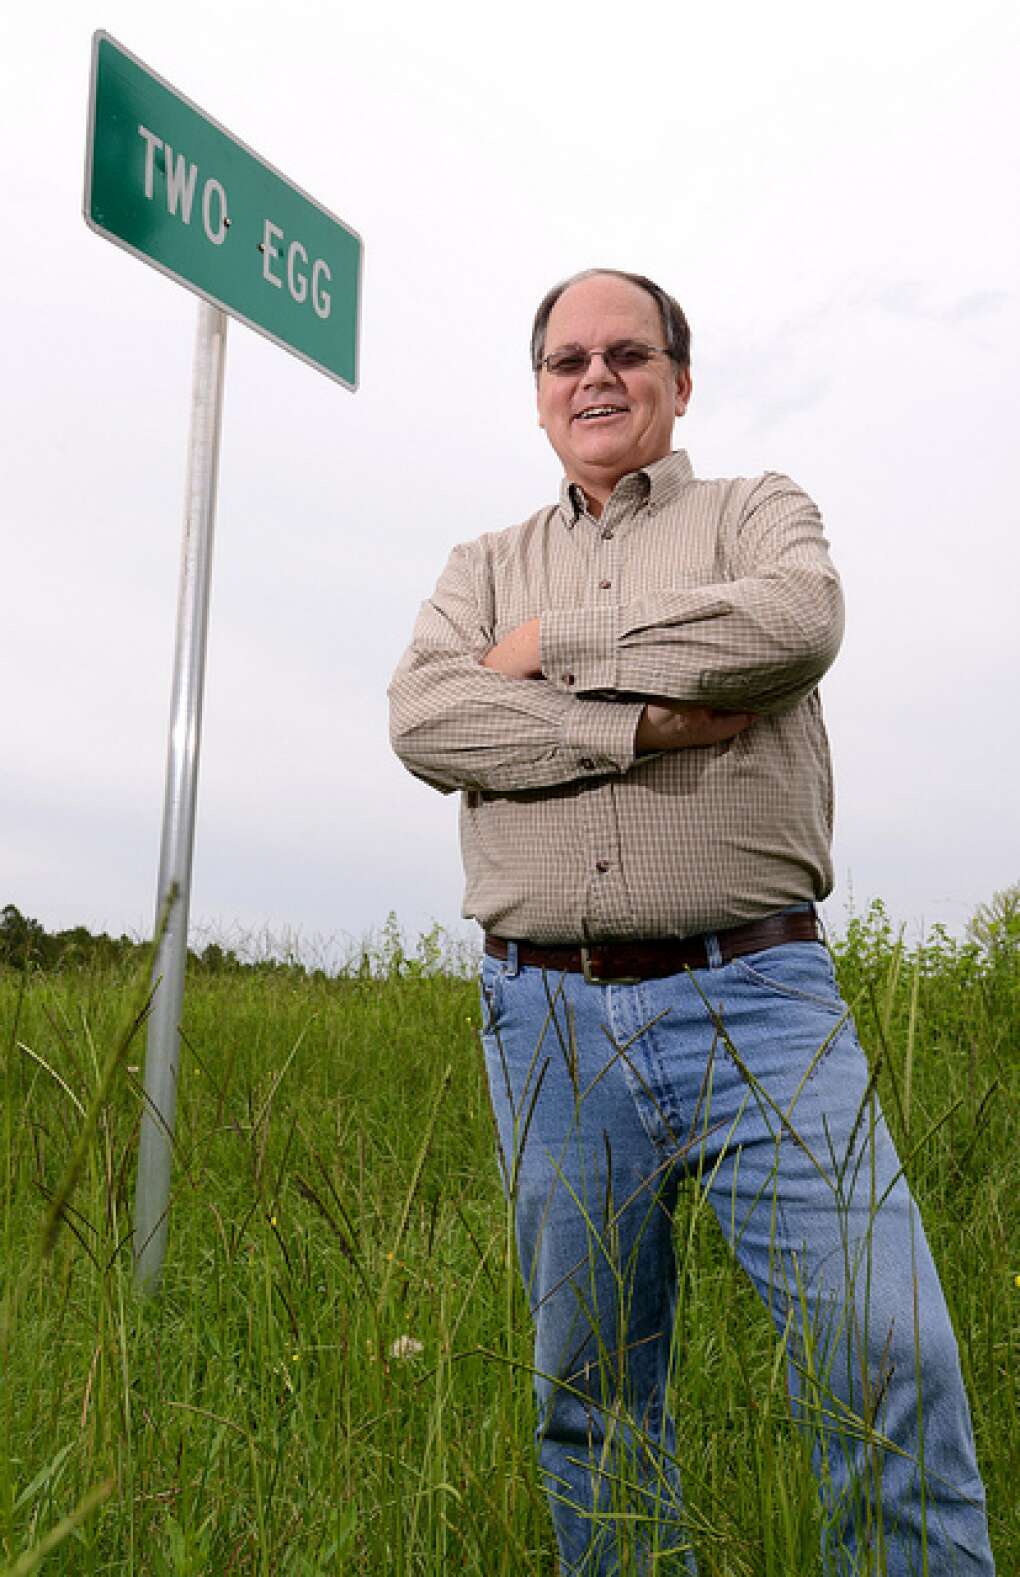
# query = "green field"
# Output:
<box><xmin>1</xmin><ymin>903</ymin><xmax>1017</xmax><ymax>1574</ymax></box>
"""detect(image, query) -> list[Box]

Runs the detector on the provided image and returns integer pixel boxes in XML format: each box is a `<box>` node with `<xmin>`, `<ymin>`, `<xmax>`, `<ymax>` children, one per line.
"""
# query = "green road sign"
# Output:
<box><xmin>85</xmin><ymin>32</ymin><xmax>362</xmax><ymax>390</ymax></box>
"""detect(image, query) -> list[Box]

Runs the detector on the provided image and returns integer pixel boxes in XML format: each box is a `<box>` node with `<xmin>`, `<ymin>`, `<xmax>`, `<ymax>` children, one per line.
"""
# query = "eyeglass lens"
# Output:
<box><xmin>544</xmin><ymin>341</ymin><xmax>659</xmax><ymax>376</ymax></box>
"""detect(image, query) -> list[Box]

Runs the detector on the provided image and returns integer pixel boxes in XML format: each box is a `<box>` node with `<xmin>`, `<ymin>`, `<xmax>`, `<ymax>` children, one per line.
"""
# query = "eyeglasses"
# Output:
<box><xmin>537</xmin><ymin>340</ymin><xmax>672</xmax><ymax>377</ymax></box>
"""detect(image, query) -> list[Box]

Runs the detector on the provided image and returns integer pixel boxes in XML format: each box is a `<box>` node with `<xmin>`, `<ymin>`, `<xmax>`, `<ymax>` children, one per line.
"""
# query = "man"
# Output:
<box><xmin>388</xmin><ymin>270</ymin><xmax>993</xmax><ymax>1573</ymax></box>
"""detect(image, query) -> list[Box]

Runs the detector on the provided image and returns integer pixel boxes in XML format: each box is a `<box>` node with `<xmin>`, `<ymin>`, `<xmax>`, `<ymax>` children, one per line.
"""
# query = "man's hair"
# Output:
<box><xmin>530</xmin><ymin>269</ymin><xmax>691</xmax><ymax>375</ymax></box>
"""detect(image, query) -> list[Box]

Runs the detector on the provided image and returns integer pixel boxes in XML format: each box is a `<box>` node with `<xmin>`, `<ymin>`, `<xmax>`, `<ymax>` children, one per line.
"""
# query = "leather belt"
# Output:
<box><xmin>484</xmin><ymin>909</ymin><xmax>821</xmax><ymax>984</ymax></box>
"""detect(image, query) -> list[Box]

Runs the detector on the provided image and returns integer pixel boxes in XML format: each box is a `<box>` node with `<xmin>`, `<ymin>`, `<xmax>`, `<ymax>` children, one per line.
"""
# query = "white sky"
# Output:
<box><xmin>2</xmin><ymin>0</ymin><xmax>1018</xmax><ymax>957</ymax></box>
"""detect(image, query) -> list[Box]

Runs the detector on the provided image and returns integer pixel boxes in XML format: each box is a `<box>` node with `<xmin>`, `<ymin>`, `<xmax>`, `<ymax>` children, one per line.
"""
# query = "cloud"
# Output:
<box><xmin>749</xmin><ymin>376</ymin><xmax>832</xmax><ymax>432</ymax></box>
<box><xmin>942</xmin><ymin>289</ymin><xmax>1012</xmax><ymax>323</ymax></box>
<box><xmin>872</xmin><ymin>280</ymin><xmax>1011</xmax><ymax>324</ymax></box>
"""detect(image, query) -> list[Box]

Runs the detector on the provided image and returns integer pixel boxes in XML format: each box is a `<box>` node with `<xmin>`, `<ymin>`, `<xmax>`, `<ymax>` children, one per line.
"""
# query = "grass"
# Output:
<box><xmin>0</xmin><ymin>904</ymin><xmax>1017</xmax><ymax>1573</ymax></box>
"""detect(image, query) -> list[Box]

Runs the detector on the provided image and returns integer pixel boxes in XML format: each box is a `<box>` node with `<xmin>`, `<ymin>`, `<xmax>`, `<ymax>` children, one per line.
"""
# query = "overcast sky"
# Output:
<box><xmin>2</xmin><ymin>0</ymin><xmax>1018</xmax><ymax>960</ymax></box>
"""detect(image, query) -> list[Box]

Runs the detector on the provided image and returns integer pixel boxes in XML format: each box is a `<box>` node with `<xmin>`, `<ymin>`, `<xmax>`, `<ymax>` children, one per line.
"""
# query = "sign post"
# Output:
<box><xmin>84</xmin><ymin>32</ymin><xmax>362</xmax><ymax>1289</ymax></box>
<box><xmin>134</xmin><ymin>301</ymin><xmax>227</xmax><ymax>1289</ymax></box>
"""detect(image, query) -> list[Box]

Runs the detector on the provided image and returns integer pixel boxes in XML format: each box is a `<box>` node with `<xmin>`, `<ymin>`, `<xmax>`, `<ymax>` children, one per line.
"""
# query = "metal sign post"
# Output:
<box><xmin>134</xmin><ymin>301</ymin><xmax>227</xmax><ymax>1290</ymax></box>
<box><xmin>83</xmin><ymin>30</ymin><xmax>362</xmax><ymax>1290</ymax></box>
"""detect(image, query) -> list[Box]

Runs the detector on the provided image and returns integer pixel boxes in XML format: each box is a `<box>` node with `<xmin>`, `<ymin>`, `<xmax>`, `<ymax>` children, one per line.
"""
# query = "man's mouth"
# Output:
<box><xmin>574</xmin><ymin>405</ymin><xmax>628</xmax><ymax>422</ymax></box>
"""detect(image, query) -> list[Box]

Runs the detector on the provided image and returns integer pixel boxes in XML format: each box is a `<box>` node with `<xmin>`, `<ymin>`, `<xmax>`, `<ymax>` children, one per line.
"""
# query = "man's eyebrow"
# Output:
<box><xmin>548</xmin><ymin>337</ymin><xmax>644</xmax><ymax>350</ymax></box>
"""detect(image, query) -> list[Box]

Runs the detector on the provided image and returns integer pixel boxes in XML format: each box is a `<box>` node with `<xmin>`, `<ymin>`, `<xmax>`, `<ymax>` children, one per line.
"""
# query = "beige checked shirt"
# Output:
<box><xmin>389</xmin><ymin>451</ymin><xmax>843</xmax><ymax>942</ymax></box>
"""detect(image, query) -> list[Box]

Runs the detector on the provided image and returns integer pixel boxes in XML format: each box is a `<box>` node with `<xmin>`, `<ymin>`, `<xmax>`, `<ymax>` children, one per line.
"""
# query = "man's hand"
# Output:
<box><xmin>480</xmin><ymin>617</ymin><xmax>542</xmax><ymax>679</ymax></box>
<box><xmin>636</xmin><ymin>701</ymin><xmax>756</xmax><ymax>752</ymax></box>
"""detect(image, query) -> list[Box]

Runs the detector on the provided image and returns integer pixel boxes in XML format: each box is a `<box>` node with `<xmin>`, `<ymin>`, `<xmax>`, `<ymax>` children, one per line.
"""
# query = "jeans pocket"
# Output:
<box><xmin>732</xmin><ymin>942</ymin><xmax>847</xmax><ymax>1015</ymax></box>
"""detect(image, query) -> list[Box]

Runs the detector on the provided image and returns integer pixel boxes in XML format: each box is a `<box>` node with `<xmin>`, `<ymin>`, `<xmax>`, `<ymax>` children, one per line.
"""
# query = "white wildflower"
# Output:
<box><xmin>389</xmin><ymin>1334</ymin><xmax>425</xmax><ymax>1360</ymax></box>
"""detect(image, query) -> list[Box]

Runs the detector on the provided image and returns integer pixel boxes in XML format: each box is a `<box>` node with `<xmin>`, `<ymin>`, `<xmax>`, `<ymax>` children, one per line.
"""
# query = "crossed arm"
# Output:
<box><xmin>480</xmin><ymin>618</ymin><xmax>755</xmax><ymax>752</ymax></box>
<box><xmin>389</xmin><ymin>474</ymin><xmax>843</xmax><ymax>794</ymax></box>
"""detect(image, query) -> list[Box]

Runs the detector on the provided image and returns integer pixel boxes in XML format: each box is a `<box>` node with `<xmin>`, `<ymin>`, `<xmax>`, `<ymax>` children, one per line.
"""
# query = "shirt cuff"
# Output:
<box><xmin>541</xmin><ymin>606</ymin><xmax>619</xmax><ymax>692</ymax></box>
<box><xmin>558</xmin><ymin>698</ymin><xmax>642</xmax><ymax>775</ymax></box>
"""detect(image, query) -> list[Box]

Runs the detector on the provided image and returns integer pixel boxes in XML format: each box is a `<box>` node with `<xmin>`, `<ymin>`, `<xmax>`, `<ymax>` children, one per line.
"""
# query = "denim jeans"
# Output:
<box><xmin>480</xmin><ymin>929</ymin><xmax>994</xmax><ymax>1575</ymax></box>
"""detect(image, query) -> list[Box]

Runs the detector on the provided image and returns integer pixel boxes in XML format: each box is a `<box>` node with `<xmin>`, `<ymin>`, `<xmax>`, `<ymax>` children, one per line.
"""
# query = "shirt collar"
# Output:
<box><xmin>557</xmin><ymin>449</ymin><xmax>694</xmax><ymax>526</ymax></box>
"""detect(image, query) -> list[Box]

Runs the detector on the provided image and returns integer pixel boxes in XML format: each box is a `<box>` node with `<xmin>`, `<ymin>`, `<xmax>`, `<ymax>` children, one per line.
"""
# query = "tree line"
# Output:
<box><xmin>0</xmin><ymin>903</ymin><xmax>253</xmax><ymax>976</ymax></box>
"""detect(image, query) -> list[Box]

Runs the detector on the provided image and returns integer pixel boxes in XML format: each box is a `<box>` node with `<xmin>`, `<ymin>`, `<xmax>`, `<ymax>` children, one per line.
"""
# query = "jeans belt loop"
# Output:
<box><xmin>504</xmin><ymin>940</ymin><xmax>520</xmax><ymax>979</ymax></box>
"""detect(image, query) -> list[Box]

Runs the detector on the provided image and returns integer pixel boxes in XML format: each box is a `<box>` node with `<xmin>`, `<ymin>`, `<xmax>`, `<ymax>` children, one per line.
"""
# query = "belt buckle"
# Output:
<box><xmin>580</xmin><ymin>945</ymin><xmax>641</xmax><ymax>986</ymax></box>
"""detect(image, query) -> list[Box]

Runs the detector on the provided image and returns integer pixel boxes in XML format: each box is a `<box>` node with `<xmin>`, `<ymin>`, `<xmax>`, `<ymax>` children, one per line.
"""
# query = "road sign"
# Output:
<box><xmin>84</xmin><ymin>31</ymin><xmax>362</xmax><ymax>389</ymax></box>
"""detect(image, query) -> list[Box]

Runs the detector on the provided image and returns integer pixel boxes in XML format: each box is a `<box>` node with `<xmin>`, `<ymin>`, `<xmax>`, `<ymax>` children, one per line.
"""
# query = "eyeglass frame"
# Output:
<box><xmin>535</xmin><ymin>340</ymin><xmax>678</xmax><ymax>378</ymax></box>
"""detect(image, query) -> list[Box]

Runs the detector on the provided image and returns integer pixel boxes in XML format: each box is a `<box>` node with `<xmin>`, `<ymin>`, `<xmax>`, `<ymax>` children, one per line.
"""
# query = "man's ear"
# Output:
<box><xmin>674</xmin><ymin>370</ymin><xmax>693</xmax><ymax>419</ymax></box>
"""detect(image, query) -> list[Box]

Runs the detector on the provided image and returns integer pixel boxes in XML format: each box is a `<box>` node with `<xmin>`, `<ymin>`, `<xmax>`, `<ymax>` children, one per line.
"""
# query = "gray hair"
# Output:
<box><xmin>530</xmin><ymin>268</ymin><xmax>691</xmax><ymax>375</ymax></box>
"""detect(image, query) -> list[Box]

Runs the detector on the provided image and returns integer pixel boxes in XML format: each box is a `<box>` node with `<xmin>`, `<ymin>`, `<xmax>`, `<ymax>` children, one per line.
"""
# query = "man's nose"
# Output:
<box><xmin>582</xmin><ymin>349</ymin><xmax>619</xmax><ymax>385</ymax></box>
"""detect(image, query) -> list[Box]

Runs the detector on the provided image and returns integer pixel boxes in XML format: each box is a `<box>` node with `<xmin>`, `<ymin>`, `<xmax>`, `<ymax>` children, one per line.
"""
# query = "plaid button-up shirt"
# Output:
<box><xmin>389</xmin><ymin>451</ymin><xmax>843</xmax><ymax>942</ymax></box>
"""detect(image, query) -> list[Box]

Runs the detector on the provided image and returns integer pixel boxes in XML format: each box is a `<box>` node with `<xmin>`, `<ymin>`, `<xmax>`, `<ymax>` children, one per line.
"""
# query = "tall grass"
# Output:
<box><xmin>0</xmin><ymin>904</ymin><xmax>1016</xmax><ymax>1573</ymax></box>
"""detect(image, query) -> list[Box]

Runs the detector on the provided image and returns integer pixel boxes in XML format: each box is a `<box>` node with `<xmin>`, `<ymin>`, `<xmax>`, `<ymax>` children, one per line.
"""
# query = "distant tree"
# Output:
<box><xmin>0</xmin><ymin>904</ymin><xmax>52</xmax><ymax>969</ymax></box>
<box><xmin>967</xmin><ymin>882</ymin><xmax>1020</xmax><ymax>958</ymax></box>
<box><xmin>198</xmin><ymin>941</ymin><xmax>242</xmax><ymax>973</ymax></box>
<box><xmin>51</xmin><ymin>924</ymin><xmax>99</xmax><ymax>966</ymax></box>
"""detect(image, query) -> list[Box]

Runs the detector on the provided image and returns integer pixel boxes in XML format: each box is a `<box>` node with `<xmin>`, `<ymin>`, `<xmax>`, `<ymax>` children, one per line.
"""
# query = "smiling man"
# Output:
<box><xmin>389</xmin><ymin>270</ymin><xmax>994</xmax><ymax>1574</ymax></box>
<box><xmin>540</xmin><ymin>273</ymin><xmax>692</xmax><ymax>496</ymax></box>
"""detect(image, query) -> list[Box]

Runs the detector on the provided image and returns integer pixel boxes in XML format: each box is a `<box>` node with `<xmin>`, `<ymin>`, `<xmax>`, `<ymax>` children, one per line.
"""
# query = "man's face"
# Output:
<box><xmin>536</xmin><ymin>274</ymin><xmax>692</xmax><ymax>508</ymax></box>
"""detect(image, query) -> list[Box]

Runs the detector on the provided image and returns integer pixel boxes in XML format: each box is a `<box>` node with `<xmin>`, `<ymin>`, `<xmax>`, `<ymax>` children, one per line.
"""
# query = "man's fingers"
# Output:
<box><xmin>714</xmin><ymin>710</ymin><xmax>756</xmax><ymax>734</ymax></box>
<box><xmin>637</xmin><ymin>702</ymin><xmax>757</xmax><ymax>752</ymax></box>
<box><xmin>683</xmin><ymin>709</ymin><xmax>755</xmax><ymax>745</ymax></box>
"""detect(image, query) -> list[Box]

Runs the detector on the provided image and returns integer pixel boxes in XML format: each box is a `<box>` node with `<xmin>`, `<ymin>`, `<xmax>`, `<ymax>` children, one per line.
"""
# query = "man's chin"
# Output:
<box><xmin>569</xmin><ymin>456</ymin><xmax>639</xmax><ymax>496</ymax></box>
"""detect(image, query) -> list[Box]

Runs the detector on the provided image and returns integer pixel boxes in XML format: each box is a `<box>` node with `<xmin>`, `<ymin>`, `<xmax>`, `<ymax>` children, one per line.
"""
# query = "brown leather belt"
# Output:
<box><xmin>484</xmin><ymin>909</ymin><xmax>821</xmax><ymax>984</ymax></box>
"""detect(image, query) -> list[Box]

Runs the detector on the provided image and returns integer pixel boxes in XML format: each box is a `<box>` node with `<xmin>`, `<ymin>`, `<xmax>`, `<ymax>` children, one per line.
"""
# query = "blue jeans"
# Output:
<box><xmin>480</xmin><ymin>930</ymin><xmax>993</xmax><ymax>1575</ymax></box>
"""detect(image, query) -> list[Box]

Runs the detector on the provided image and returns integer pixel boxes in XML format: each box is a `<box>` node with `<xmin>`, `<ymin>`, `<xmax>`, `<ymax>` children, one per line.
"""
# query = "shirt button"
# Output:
<box><xmin>579</xmin><ymin>756</ymin><xmax>595</xmax><ymax>770</ymax></box>
<box><xmin>595</xmin><ymin>860</ymin><xmax>610</xmax><ymax>873</ymax></box>
<box><xmin>562</xmin><ymin>672</ymin><xmax>575</xmax><ymax>686</ymax></box>
<box><xmin>598</xmin><ymin>579</ymin><xmax>611</xmax><ymax>590</ymax></box>
<box><xmin>601</xmin><ymin>527</ymin><xmax>614</xmax><ymax>540</ymax></box>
